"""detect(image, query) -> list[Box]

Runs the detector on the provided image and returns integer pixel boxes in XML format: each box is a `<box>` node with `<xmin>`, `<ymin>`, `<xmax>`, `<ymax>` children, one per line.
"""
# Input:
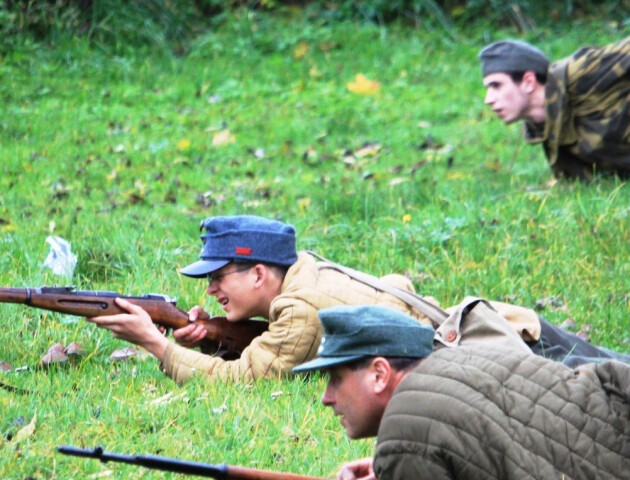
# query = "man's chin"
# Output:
<box><xmin>502</xmin><ymin>115</ymin><xmax>520</xmax><ymax>125</ymax></box>
<box><xmin>344</xmin><ymin>422</ymin><xmax>370</xmax><ymax>440</ymax></box>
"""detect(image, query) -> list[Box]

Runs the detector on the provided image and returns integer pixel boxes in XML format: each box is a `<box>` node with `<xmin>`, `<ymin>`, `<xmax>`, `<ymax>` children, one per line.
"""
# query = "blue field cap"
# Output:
<box><xmin>179</xmin><ymin>215</ymin><xmax>298</xmax><ymax>278</ymax></box>
<box><xmin>293</xmin><ymin>305</ymin><xmax>435</xmax><ymax>373</ymax></box>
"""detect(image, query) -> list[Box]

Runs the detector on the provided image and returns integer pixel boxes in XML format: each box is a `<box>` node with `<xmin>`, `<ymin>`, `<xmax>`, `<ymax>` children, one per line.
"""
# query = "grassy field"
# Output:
<box><xmin>1</xmin><ymin>11</ymin><xmax>629</xmax><ymax>479</ymax></box>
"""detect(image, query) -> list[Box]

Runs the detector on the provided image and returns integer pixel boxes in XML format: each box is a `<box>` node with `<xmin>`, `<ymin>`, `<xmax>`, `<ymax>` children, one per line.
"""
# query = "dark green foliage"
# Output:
<box><xmin>0</xmin><ymin>0</ymin><xmax>627</xmax><ymax>52</ymax></box>
<box><xmin>0</xmin><ymin>0</ymin><xmax>214</xmax><ymax>53</ymax></box>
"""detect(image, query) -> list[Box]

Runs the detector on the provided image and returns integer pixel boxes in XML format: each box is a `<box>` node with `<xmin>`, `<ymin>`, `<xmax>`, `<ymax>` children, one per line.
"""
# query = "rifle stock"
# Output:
<box><xmin>58</xmin><ymin>445</ymin><xmax>329</xmax><ymax>480</ymax></box>
<box><xmin>0</xmin><ymin>286</ymin><xmax>268</xmax><ymax>355</ymax></box>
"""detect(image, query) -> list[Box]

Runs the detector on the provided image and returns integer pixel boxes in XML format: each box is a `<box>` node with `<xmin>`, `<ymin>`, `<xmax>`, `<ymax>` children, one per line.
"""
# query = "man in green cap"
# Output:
<box><xmin>294</xmin><ymin>305</ymin><xmax>630</xmax><ymax>480</ymax></box>
<box><xmin>479</xmin><ymin>37</ymin><xmax>630</xmax><ymax>180</ymax></box>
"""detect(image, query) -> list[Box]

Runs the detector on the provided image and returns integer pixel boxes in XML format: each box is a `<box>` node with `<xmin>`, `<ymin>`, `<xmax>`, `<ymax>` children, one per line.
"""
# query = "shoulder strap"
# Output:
<box><xmin>306</xmin><ymin>251</ymin><xmax>448</xmax><ymax>326</ymax></box>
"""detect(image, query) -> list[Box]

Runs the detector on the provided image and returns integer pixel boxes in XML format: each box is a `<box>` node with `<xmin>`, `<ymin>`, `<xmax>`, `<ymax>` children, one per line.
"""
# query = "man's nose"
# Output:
<box><xmin>321</xmin><ymin>382</ymin><xmax>335</xmax><ymax>406</ymax></box>
<box><xmin>207</xmin><ymin>281</ymin><xmax>219</xmax><ymax>295</ymax></box>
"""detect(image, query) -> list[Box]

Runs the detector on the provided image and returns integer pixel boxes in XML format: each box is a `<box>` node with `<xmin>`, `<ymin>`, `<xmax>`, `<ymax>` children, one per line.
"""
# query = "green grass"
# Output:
<box><xmin>1</xmin><ymin>11</ymin><xmax>630</xmax><ymax>478</ymax></box>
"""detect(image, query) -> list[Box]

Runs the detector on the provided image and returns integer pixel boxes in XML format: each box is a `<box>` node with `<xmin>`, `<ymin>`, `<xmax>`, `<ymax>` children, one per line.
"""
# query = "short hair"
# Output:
<box><xmin>232</xmin><ymin>260</ymin><xmax>289</xmax><ymax>281</ymax></box>
<box><xmin>508</xmin><ymin>71</ymin><xmax>547</xmax><ymax>85</ymax></box>
<box><xmin>346</xmin><ymin>356</ymin><xmax>423</xmax><ymax>372</ymax></box>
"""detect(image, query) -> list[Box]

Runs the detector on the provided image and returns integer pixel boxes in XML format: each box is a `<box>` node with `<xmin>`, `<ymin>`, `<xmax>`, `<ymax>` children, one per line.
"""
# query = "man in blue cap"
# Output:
<box><xmin>88</xmin><ymin>214</ymin><xmax>630</xmax><ymax>383</ymax></box>
<box><xmin>294</xmin><ymin>305</ymin><xmax>630</xmax><ymax>480</ymax></box>
<box><xmin>88</xmin><ymin>215</ymin><xmax>449</xmax><ymax>382</ymax></box>
<box><xmin>479</xmin><ymin>37</ymin><xmax>630</xmax><ymax>179</ymax></box>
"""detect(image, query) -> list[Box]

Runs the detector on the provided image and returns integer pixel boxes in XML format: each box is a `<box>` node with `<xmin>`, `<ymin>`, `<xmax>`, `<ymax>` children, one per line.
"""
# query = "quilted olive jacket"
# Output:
<box><xmin>374</xmin><ymin>347</ymin><xmax>630</xmax><ymax>480</ymax></box>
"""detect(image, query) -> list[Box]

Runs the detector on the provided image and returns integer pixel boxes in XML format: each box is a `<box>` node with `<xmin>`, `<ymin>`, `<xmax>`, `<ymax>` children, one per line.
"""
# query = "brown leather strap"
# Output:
<box><xmin>306</xmin><ymin>251</ymin><xmax>448</xmax><ymax>326</ymax></box>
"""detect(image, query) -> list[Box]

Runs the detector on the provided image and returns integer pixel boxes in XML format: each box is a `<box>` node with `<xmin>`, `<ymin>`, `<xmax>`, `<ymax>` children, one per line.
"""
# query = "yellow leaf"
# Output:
<box><xmin>177</xmin><ymin>139</ymin><xmax>191</xmax><ymax>151</ymax></box>
<box><xmin>402</xmin><ymin>214</ymin><xmax>412</xmax><ymax>223</ymax></box>
<box><xmin>309</xmin><ymin>66</ymin><xmax>321</xmax><ymax>78</ymax></box>
<box><xmin>318</xmin><ymin>41</ymin><xmax>339</xmax><ymax>53</ymax></box>
<box><xmin>14</xmin><ymin>413</ymin><xmax>36</xmax><ymax>443</ymax></box>
<box><xmin>446</xmin><ymin>172</ymin><xmax>469</xmax><ymax>180</ymax></box>
<box><xmin>354</xmin><ymin>142</ymin><xmax>381</xmax><ymax>158</ymax></box>
<box><xmin>484</xmin><ymin>160</ymin><xmax>501</xmax><ymax>171</ymax></box>
<box><xmin>298</xmin><ymin>197</ymin><xmax>311</xmax><ymax>212</ymax></box>
<box><xmin>293</xmin><ymin>42</ymin><xmax>309</xmax><ymax>59</ymax></box>
<box><xmin>212</xmin><ymin>129</ymin><xmax>236</xmax><ymax>147</ymax></box>
<box><xmin>347</xmin><ymin>74</ymin><xmax>381</xmax><ymax>95</ymax></box>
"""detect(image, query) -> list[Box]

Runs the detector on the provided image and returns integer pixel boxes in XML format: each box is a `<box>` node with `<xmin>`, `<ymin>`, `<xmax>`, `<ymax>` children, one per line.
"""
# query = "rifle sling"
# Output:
<box><xmin>306</xmin><ymin>251</ymin><xmax>448</xmax><ymax>326</ymax></box>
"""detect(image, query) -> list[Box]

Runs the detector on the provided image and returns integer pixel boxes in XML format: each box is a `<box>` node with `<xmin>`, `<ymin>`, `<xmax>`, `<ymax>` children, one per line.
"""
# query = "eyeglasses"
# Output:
<box><xmin>207</xmin><ymin>266</ymin><xmax>252</xmax><ymax>285</ymax></box>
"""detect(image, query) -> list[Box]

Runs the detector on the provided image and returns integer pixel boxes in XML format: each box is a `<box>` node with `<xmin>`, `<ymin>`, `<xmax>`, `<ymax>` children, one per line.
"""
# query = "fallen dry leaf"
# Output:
<box><xmin>87</xmin><ymin>470</ymin><xmax>114</xmax><ymax>478</ymax></box>
<box><xmin>42</xmin><ymin>343</ymin><xmax>69</xmax><ymax>366</ymax></box>
<box><xmin>150</xmin><ymin>392</ymin><xmax>187</xmax><ymax>406</ymax></box>
<box><xmin>353</xmin><ymin>142</ymin><xmax>382</xmax><ymax>158</ymax></box>
<box><xmin>576</xmin><ymin>330</ymin><xmax>591</xmax><ymax>342</ymax></box>
<box><xmin>534</xmin><ymin>296</ymin><xmax>566</xmax><ymax>311</ymax></box>
<box><xmin>65</xmin><ymin>342</ymin><xmax>85</xmax><ymax>357</ymax></box>
<box><xmin>48</xmin><ymin>343</ymin><xmax>65</xmax><ymax>353</ymax></box>
<box><xmin>301</xmin><ymin>146</ymin><xmax>319</xmax><ymax>166</ymax></box>
<box><xmin>281</xmin><ymin>426</ymin><xmax>299</xmax><ymax>441</ymax></box>
<box><xmin>347</xmin><ymin>74</ymin><xmax>381</xmax><ymax>95</ymax></box>
<box><xmin>109</xmin><ymin>347</ymin><xmax>138</xmax><ymax>361</ymax></box>
<box><xmin>212</xmin><ymin>129</ymin><xmax>236</xmax><ymax>147</ymax></box>
<box><xmin>13</xmin><ymin>413</ymin><xmax>36</xmax><ymax>443</ymax></box>
<box><xmin>293</xmin><ymin>42</ymin><xmax>309</xmax><ymax>59</ymax></box>
<box><xmin>318</xmin><ymin>41</ymin><xmax>339</xmax><ymax>52</ymax></box>
<box><xmin>42</xmin><ymin>350</ymin><xmax>68</xmax><ymax>365</ymax></box>
<box><xmin>177</xmin><ymin>139</ymin><xmax>191</xmax><ymax>151</ymax></box>
<box><xmin>297</xmin><ymin>197</ymin><xmax>311</xmax><ymax>212</ymax></box>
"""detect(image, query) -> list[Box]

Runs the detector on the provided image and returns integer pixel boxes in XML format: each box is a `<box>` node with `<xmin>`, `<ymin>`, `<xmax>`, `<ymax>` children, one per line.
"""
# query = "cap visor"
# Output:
<box><xmin>292</xmin><ymin>354</ymin><xmax>366</xmax><ymax>374</ymax></box>
<box><xmin>179</xmin><ymin>259</ymin><xmax>230</xmax><ymax>278</ymax></box>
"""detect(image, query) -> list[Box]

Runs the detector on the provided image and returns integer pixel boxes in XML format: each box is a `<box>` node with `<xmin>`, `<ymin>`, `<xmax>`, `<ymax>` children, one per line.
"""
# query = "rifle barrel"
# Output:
<box><xmin>58</xmin><ymin>446</ymin><xmax>329</xmax><ymax>480</ymax></box>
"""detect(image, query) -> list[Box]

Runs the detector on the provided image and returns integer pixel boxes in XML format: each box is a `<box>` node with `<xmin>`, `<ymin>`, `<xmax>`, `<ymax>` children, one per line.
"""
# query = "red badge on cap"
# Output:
<box><xmin>235</xmin><ymin>246</ymin><xmax>252</xmax><ymax>255</ymax></box>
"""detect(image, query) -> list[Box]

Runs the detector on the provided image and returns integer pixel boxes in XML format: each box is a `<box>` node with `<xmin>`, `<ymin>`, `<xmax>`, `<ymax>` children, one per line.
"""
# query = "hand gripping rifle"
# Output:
<box><xmin>0</xmin><ymin>286</ymin><xmax>268</xmax><ymax>356</ymax></box>
<box><xmin>58</xmin><ymin>445</ymin><xmax>329</xmax><ymax>480</ymax></box>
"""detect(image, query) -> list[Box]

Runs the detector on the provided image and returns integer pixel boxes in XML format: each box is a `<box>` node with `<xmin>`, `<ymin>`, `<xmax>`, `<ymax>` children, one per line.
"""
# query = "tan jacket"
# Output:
<box><xmin>162</xmin><ymin>252</ymin><xmax>431</xmax><ymax>383</ymax></box>
<box><xmin>162</xmin><ymin>252</ymin><xmax>540</xmax><ymax>383</ymax></box>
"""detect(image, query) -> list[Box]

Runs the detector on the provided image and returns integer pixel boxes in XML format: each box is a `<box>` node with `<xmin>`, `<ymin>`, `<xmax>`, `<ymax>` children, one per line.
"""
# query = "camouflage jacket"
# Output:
<box><xmin>524</xmin><ymin>37</ymin><xmax>630</xmax><ymax>180</ymax></box>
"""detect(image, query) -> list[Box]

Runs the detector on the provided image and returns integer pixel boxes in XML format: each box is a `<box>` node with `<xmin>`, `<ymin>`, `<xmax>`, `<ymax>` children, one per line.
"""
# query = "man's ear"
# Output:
<box><xmin>370</xmin><ymin>357</ymin><xmax>394</xmax><ymax>395</ymax></box>
<box><xmin>522</xmin><ymin>71</ymin><xmax>538</xmax><ymax>93</ymax></box>
<box><xmin>251</xmin><ymin>264</ymin><xmax>267</xmax><ymax>287</ymax></box>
